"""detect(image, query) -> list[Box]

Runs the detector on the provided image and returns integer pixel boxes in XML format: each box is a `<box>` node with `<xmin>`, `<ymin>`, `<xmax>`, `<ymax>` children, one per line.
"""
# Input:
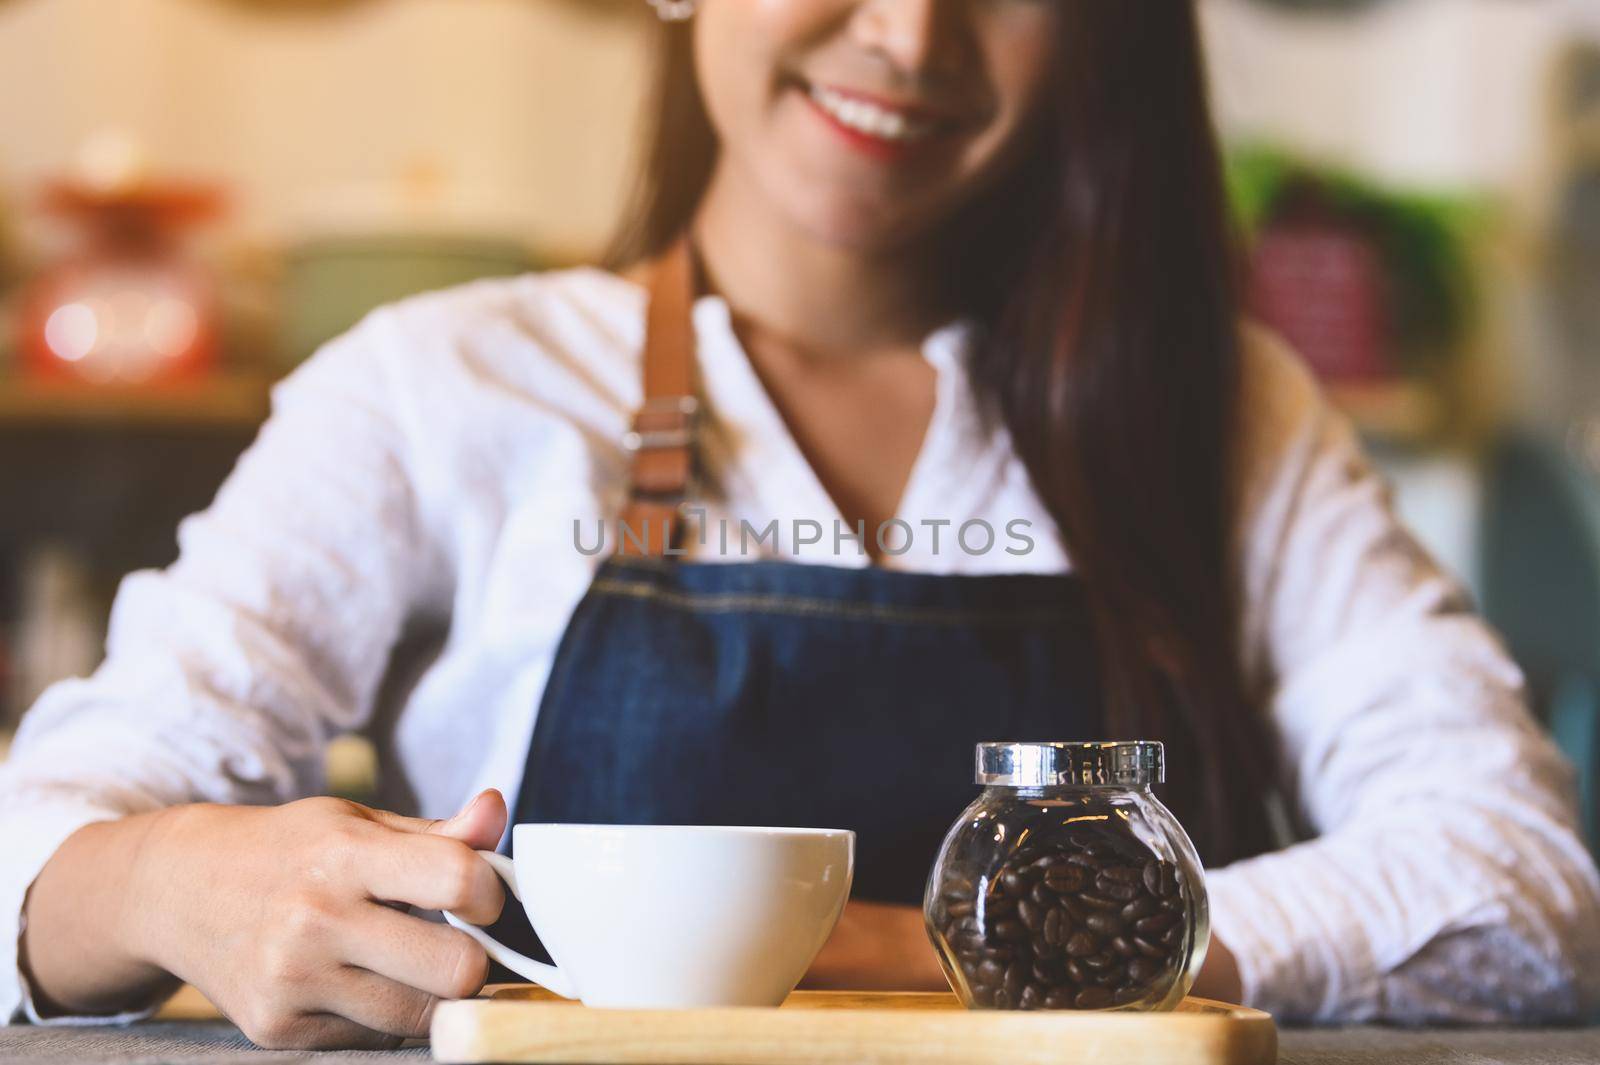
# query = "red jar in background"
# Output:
<box><xmin>17</xmin><ymin>181</ymin><xmax>223</xmax><ymax>386</ymax></box>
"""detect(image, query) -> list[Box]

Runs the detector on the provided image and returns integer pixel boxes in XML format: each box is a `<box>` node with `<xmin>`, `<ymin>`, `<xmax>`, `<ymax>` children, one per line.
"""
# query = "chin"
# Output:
<box><xmin>777</xmin><ymin>182</ymin><xmax>945</xmax><ymax>256</ymax></box>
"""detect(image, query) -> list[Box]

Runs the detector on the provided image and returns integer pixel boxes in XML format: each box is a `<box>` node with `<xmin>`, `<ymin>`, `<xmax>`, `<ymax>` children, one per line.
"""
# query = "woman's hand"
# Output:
<box><xmin>21</xmin><ymin>790</ymin><xmax>508</xmax><ymax>1049</ymax></box>
<box><xmin>800</xmin><ymin>900</ymin><xmax>948</xmax><ymax>991</ymax></box>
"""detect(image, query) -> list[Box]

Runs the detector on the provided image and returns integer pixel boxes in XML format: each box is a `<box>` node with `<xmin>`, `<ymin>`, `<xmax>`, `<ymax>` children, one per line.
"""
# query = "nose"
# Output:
<box><xmin>849</xmin><ymin>0</ymin><xmax>966</xmax><ymax>79</ymax></box>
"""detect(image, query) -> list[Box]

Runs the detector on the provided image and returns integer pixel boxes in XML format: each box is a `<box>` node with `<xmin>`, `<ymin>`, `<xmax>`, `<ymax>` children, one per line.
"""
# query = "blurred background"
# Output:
<box><xmin>0</xmin><ymin>0</ymin><xmax>1598</xmax><ymax>845</ymax></box>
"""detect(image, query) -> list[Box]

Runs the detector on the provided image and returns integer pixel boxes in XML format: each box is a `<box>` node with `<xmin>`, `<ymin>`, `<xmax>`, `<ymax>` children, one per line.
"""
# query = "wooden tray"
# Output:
<box><xmin>431</xmin><ymin>986</ymin><xmax>1277</xmax><ymax>1065</ymax></box>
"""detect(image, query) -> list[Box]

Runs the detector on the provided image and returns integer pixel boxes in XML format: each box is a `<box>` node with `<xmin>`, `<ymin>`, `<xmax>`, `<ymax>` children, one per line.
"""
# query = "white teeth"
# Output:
<box><xmin>807</xmin><ymin>84</ymin><xmax>939</xmax><ymax>143</ymax></box>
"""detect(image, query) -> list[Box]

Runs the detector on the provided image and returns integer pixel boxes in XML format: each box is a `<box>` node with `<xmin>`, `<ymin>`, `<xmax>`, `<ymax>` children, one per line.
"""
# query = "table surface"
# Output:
<box><xmin>2</xmin><ymin>1017</ymin><xmax>1597</xmax><ymax>1065</ymax></box>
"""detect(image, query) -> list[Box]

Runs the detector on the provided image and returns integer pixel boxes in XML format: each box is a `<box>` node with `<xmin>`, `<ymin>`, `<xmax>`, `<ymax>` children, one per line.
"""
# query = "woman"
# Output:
<box><xmin>4</xmin><ymin>0</ymin><xmax>1598</xmax><ymax>1049</ymax></box>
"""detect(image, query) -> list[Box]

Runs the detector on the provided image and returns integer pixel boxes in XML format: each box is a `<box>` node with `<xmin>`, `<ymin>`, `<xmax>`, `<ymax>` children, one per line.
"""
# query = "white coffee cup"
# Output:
<box><xmin>443</xmin><ymin>824</ymin><xmax>855</xmax><ymax>1009</ymax></box>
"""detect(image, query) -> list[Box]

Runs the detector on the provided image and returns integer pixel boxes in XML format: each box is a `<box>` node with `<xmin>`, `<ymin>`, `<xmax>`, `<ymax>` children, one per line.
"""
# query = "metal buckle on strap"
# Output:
<box><xmin>623</xmin><ymin>427</ymin><xmax>694</xmax><ymax>452</ymax></box>
<box><xmin>623</xmin><ymin>395</ymin><xmax>700</xmax><ymax>453</ymax></box>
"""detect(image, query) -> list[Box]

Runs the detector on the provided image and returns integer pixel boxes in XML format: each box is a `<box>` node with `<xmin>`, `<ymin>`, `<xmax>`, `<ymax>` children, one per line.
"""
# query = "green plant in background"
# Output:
<box><xmin>1226</xmin><ymin>142</ymin><xmax>1489</xmax><ymax>376</ymax></box>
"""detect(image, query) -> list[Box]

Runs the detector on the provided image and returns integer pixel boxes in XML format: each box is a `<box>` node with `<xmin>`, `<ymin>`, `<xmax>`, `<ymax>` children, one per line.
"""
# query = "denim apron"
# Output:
<box><xmin>484</xmin><ymin>237</ymin><xmax>1105</xmax><ymax>966</ymax></box>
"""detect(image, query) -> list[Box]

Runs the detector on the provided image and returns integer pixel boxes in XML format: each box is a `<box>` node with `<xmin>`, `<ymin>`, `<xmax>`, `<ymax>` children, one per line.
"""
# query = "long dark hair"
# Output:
<box><xmin>605</xmin><ymin>2</ymin><xmax>1275</xmax><ymax>866</ymax></box>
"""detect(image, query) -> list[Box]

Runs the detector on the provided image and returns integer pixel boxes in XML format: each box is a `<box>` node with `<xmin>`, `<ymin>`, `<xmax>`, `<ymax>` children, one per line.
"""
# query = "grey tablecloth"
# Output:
<box><xmin>0</xmin><ymin>1021</ymin><xmax>1597</xmax><ymax>1064</ymax></box>
<box><xmin>0</xmin><ymin>1022</ymin><xmax>430</xmax><ymax>1064</ymax></box>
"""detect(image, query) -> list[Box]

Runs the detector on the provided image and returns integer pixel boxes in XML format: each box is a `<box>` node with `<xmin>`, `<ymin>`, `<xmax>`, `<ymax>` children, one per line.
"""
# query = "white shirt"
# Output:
<box><xmin>3</xmin><ymin>267</ymin><xmax>1597</xmax><ymax>1026</ymax></box>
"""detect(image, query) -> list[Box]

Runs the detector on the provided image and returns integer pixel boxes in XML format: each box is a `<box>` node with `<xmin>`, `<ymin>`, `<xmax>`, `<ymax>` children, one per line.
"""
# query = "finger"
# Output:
<box><xmin>318</xmin><ymin>966</ymin><xmax>443</xmax><ymax>1040</ymax></box>
<box><xmin>367</xmin><ymin>790</ymin><xmax>508</xmax><ymax>851</ymax></box>
<box><xmin>429</xmin><ymin>790</ymin><xmax>508</xmax><ymax>850</ymax></box>
<box><xmin>245</xmin><ymin>1010</ymin><xmax>401</xmax><ymax>1052</ymax></box>
<box><xmin>355</xmin><ymin>831</ymin><xmax>505</xmax><ymax>923</ymax></box>
<box><xmin>338</xmin><ymin>901</ymin><xmax>490</xmax><ymax>1001</ymax></box>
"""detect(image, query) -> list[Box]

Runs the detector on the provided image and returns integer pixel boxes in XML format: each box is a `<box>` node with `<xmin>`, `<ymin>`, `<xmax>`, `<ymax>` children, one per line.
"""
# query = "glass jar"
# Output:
<box><xmin>923</xmin><ymin>742</ymin><xmax>1208</xmax><ymax>1012</ymax></box>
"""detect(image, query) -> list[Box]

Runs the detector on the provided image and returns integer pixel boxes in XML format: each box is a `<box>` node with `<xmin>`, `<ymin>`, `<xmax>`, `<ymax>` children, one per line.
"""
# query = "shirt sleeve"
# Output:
<box><xmin>1209</xmin><ymin>325</ymin><xmax>1600</xmax><ymax>1023</ymax></box>
<box><xmin>0</xmin><ymin>307</ymin><xmax>435</xmax><ymax>1025</ymax></box>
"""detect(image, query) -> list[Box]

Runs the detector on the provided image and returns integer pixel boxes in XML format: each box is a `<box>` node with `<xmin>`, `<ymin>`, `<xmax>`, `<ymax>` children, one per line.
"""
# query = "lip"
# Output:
<box><xmin>808</xmin><ymin>81</ymin><xmax>962</xmax><ymax>125</ymax></box>
<box><xmin>795</xmin><ymin>79</ymin><xmax>965</xmax><ymax>164</ymax></box>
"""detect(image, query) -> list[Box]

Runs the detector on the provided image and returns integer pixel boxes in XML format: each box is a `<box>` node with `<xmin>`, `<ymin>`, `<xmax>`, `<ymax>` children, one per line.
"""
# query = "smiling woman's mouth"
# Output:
<box><xmin>807</xmin><ymin>84</ymin><xmax>941</xmax><ymax>142</ymax></box>
<box><xmin>794</xmin><ymin>79</ymin><xmax>965</xmax><ymax>160</ymax></box>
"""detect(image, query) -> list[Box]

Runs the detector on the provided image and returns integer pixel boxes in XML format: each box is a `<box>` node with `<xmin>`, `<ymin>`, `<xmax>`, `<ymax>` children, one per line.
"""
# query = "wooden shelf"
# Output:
<box><xmin>0</xmin><ymin>374</ymin><xmax>275</xmax><ymax>429</ymax></box>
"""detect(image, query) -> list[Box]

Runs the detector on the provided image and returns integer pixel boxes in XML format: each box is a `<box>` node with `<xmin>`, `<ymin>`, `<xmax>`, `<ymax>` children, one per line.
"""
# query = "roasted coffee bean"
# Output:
<box><xmin>1018</xmin><ymin>984</ymin><xmax>1043</xmax><ymax>1011</ymax></box>
<box><xmin>1084</xmin><ymin>912</ymin><xmax>1124</xmax><ymax>937</ymax></box>
<box><xmin>985</xmin><ymin>896</ymin><xmax>1018</xmax><ymax>919</ymax></box>
<box><xmin>1127</xmin><ymin>957</ymin><xmax>1160</xmax><ymax>983</ymax></box>
<box><xmin>946</xmin><ymin>899</ymin><xmax>976</xmax><ymax>919</ymax></box>
<box><xmin>1077</xmin><ymin>893</ymin><xmax>1122</xmax><ymax>912</ymax></box>
<box><xmin>1005</xmin><ymin>962</ymin><xmax>1029</xmax><ymax>999</ymax></box>
<box><xmin>1134</xmin><ymin>912</ymin><xmax>1179</xmax><ymax>936</ymax></box>
<box><xmin>1044</xmin><ymin>987</ymin><xmax>1076</xmax><ymax>1009</ymax></box>
<box><xmin>1075</xmin><ymin>987</ymin><xmax>1114</xmax><ymax>1009</ymax></box>
<box><xmin>1133</xmin><ymin>936</ymin><xmax>1165</xmax><ymax>959</ymax></box>
<box><xmin>1111</xmin><ymin>935</ymin><xmax>1139</xmax><ymax>958</ymax></box>
<box><xmin>993</xmin><ymin>919</ymin><xmax>1030</xmax><ymax>943</ymax></box>
<box><xmin>1042</xmin><ymin>907</ymin><xmax>1065</xmax><ymax>947</ymax></box>
<box><xmin>950</xmin><ymin>931</ymin><xmax>985</xmax><ymax>955</ymax></box>
<box><xmin>1114</xmin><ymin>986</ymin><xmax>1146</xmax><ymax>1006</ymax></box>
<box><xmin>1159</xmin><ymin>922</ymin><xmax>1184</xmax><ymax>948</ymax></box>
<box><xmin>1000</xmin><ymin>869</ymin><xmax>1028</xmax><ymax>895</ymax></box>
<box><xmin>1044</xmin><ymin>864</ymin><xmax>1088</xmax><ymax>893</ymax></box>
<box><xmin>1102</xmin><ymin>865</ymin><xmax>1142</xmax><ymax>884</ymax></box>
<box><xmin>1018</xmin><ymin>899</ymin><xmax>1045</xmax><ymax>931</ymax></box>
<box><xmin>1029</xmin><ymin>881</ymin><xmax>1054</xmax><ymax>907</ymax></box>
<box><xmin>1064</xmin><ymin>958</ymin><xmax>1088</xmax><ymax>984</ymax></box>
<box><xmin>1143</xmin><ymin>860</ymin><xmax>1163</xmax><ymax>897</ymax></box>
<box><xmin>983</xmin><ymin>944</ymin><xmax>1019</xmax><ymax>963</ymax></box>
<box><xmin>1028</xmin><ymin>855</ymin><xmax>1061</xmax><ymax>872</ymax></box>
<box><xmin>1032</xmin><ymin>957</ymin><xmax>1065</xmax><ymax>984</ymax></box>
<box><xmin>1065</xmin><ymin>932</ymin><xmax>1099</xmax><ymax>958</ymax></box>
<box><xmin>1081</xmin><ymin>951</ymin><xmax>1115</xmax><ymax>971</ymax></box>
<box><xmin>1121</xmin><ymin>897</ymin><xmax>1160</xmax><ymax>922</ymax></box>
<box><xmin>943</xmin><ymin>877</ymin><xmax>976</xmax><ymax>900</ymax></box>
<box><xmin>1095</xmin><ymin>876</ymin><xmax>1141</xmax><ymax>902</ymax></box>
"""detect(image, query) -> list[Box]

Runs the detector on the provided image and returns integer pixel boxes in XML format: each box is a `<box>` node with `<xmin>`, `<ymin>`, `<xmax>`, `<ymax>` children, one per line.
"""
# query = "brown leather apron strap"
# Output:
<box><xmin>618</xmin><ymin>235</ymin><xmax>699</xmax><ymax>557</ymax></box>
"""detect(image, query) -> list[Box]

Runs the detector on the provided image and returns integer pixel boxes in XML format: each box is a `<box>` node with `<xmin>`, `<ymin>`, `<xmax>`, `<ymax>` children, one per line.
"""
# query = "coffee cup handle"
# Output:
<box><xmin>442</xmin><ymin>851</ymin><xmax>578</xmax><ymax>1000</ymax></box>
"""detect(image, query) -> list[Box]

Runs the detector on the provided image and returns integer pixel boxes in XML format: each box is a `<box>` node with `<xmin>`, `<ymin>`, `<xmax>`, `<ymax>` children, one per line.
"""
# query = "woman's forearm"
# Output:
<box><xmin>1190</xmin><ymin>937</ymin><xmax>1242</xmax><ymax>1004</ymax></box>
<box><xmin>802</xmin><ymin>900</ymin><xmax>948</xmax><ymax>990</ymax></box>
<box><xmin>19</xmin><ymin>811</ymin><xmax>183</xmax><ymax>1018</ymax></box>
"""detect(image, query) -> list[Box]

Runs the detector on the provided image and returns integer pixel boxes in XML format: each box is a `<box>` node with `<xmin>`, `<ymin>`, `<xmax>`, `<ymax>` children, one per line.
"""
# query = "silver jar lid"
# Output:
<box><xmin>976</xmin><ymin>741</ymin><xmax>1165</xmax><ymax>787</ymax></box>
